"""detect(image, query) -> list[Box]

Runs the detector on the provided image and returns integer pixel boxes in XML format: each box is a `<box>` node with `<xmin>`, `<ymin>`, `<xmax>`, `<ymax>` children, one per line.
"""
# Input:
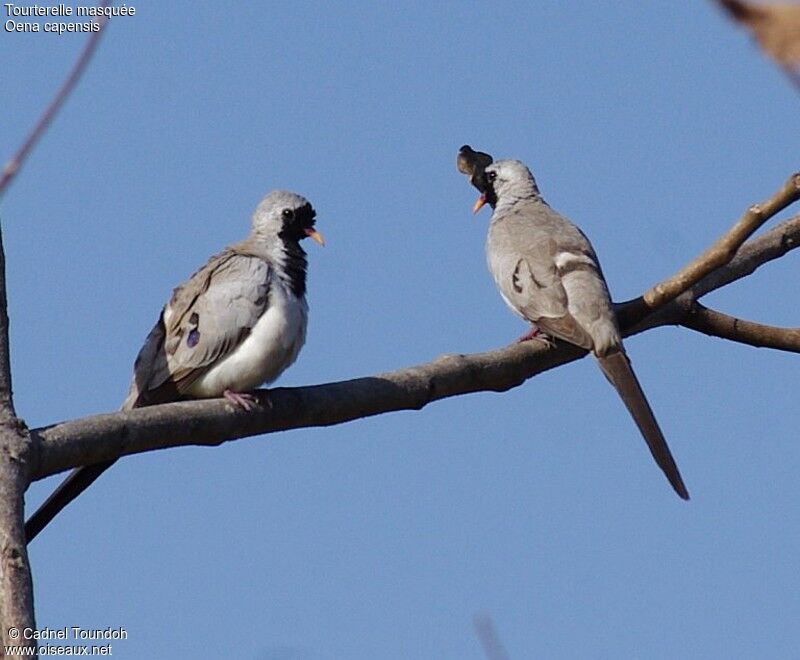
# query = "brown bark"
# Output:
<box><xmin>27</xmin><ymin>213</ymin><xmax>800</xmax><ymax>485</ymax></box>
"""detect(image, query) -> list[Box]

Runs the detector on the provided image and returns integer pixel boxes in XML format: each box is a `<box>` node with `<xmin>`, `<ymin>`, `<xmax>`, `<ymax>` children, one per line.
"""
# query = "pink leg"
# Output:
<box><xmin>516</xmin><ymin>325</ymin><xmax>553</xmax><ymax>347</ymax></box>
<box><xmin>223</xmin><ymin>390</ymin><xmax>258</xmax><ymax>411</ymax></box>
<box><xmin>517</xmin><ymin>325</ymin><xmax>542</xmax><ymax>342</ymax></box>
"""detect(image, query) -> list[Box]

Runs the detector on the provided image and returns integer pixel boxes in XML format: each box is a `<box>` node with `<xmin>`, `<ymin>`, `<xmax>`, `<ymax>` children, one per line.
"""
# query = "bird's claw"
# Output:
<box><xmin>223</xmin><ymin>390</ymin><xmax>259</xmax><ymax>411</ymax></box>
<box><xmin>516</xmin><ymin>326</ymin><xmax>553</xmax><ymax>347</ymax></box>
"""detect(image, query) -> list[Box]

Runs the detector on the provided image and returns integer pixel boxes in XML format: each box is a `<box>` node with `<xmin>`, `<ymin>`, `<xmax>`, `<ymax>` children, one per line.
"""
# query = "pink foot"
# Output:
<box><xmin>517</xmin><ymin>325</ymin><xmax>542</xmax><ymax>342</ymax></box>
<box><xmin>223</xmin><ymin>390</ymin><xmax>258</xmax><ymax>411</ymax></box>
<box><xmin>516</xmin><ymin>325</ymin><xmax>553</xmax><ymax>347</ymax></box>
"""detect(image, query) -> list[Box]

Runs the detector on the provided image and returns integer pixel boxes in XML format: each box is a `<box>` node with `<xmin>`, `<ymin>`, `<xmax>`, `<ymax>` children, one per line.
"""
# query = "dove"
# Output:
<box><xmin>458</xmin><ymin>146</ymin><xmax>689</xmax><ymax>499</ymax></box>
<box><xmin>25</xmin><ymin>190</ymin><xmax>324</xmax><ymax>541</ymax></box>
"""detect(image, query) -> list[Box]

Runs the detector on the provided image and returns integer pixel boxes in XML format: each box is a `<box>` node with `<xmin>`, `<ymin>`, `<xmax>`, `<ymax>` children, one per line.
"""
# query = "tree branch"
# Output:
<box><xmin>688</xmin><ymin>213</ymin><xmax>800</xmax><ymax>300</ymax></box>
<box><xmin>27</xmin><ymin>210</ymin><xmax>800</xmax><ymax>484</ymax></box>
<box><xmin>643</xmin><ymin>172</ymin><xmax>800</xmax><ymax>307</ymax></box>
<box><xmin>0</xmin><ymin>227</ymin><xmax>36</xmax><ymax>654</ymax></box>
<box><xmin>620</xmin><ymin>175</ymin><xmax>800</xmax><ymax>327</ymax></box>
<box><xmin>681</xmin><ymin>303</ymin><xmax>800</xmax><ymax>352</ymax></box>
<box><xmin>474</xmin><ymin>614</ymin><xmax>510</xmax><ymax>660</ymax></box>
<box><xmin>0</xmin><ymin>2</ymin><xmax>109</xmax><ymax>198</ymax></box>
<box><xmin>617</xmin><ymin>212</ymin><xmax>800</xmax><ymax>335</ymax></box>
<box><xmin>0</xmin><ymin>5</ymin><xmax>111</xmax><ymax>653</ymax></box>
<box><xmin>29</xmin><ymin>341</ymin><xmax>587</xmax><ymax>482</ymax></box>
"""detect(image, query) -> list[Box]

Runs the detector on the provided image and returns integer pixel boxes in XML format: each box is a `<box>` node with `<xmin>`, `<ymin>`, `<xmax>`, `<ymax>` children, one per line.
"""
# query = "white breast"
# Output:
<box><xmin>188</xmin><ymin>281</ymin><xmax>308</xmax><ymax>397</ymax></box>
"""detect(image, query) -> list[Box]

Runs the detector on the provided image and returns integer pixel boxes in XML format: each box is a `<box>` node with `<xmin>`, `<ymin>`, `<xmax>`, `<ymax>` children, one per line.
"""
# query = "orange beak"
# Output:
<box><xmin>472</xmin><ymin>194</ymin><xmax>487</xmax><ymax>214</ymax></box>
<box><xmin>304</xmin><ymin>228</ymin><xmax>325</xmax><ymax>246</ymax></box>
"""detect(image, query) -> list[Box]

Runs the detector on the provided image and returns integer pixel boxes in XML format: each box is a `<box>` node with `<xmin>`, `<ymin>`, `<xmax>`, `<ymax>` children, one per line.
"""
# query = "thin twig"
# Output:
<box><xmin>621</xmin><ymin>179</ymin><xmax>800</xmax><ymax>327</ymax></box>
<box><xmin>0</xmin><ymin>2</ymin><xmax>110</xmax><ymax>198</ymax></box>
<box><xmin>643</xmin><ymin>172</ymin><xmax>800</xmax><ymax>309</ymax></box>
<box><xmin>688</xmin><ymin>212</ymin><xmax>800</xmax><ymax>300</ymax></box>
<box><xmin>618</xmin><ymin>213</ymin><xmax>800</xmax><ymax>329</ymax></box>
<box><xmin>0</xmin><ymin>3</ymin><xmax>110</xmax><ymax>649</ymax></box>
<box><xmin>474</xmin><ymin>614</ymin><xmax>510</xmax><ymax>660</ymax></box>
<box><xmin>682</xmin><ymin>303</ymin><xmax>800</xmax><ymax>352</ymax></box>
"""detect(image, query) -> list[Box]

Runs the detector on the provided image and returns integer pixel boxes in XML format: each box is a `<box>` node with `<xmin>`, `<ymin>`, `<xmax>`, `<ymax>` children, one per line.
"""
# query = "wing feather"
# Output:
<box><xmin>124</xmin><ymin>250</ymin><xmax>271</xmax><ymax>406</ymax></box>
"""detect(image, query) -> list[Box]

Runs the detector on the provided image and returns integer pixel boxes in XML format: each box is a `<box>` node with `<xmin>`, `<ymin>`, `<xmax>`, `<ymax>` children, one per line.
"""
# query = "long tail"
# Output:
<box><xmin>597</xmin><ymin>350</ymin><xmax>689</xmax><ymax>500</ymax></box>
<box><xmin>25</xmin><ymin>390</ymin><xmax>143</xmax><ymax>543</ymax></box>
<box><xmin>25</xmin><ymin>459</ymin><xmax>118</xmax><ymax>542</ymax></box>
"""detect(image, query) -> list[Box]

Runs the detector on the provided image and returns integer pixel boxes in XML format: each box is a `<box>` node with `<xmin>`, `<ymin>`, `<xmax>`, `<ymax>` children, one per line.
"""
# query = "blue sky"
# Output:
<box><xmin>2</xmin><ymin>2</ymin><xmax>799</xmax><ymax>658</ymax></box>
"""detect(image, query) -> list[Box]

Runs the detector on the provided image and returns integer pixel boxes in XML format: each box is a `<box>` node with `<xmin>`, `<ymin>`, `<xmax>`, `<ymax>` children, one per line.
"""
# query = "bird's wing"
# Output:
<box><xmin>29</xmin><ymin>252</ymin><xmax>273</xmax><ymax>541</ymax></box>
<box><xmin>493</xmin><ymin>203</ymin><xmax>623</xmax><ymax>353</ymax></box>
<box><xmin>491</xmin><ymin>212</ymin><xmax>595</xmax><ymax>350</ymax></box>
<box><xmin>512</xmin><ymin>254</ymin><xmax>595</xmax><ymax>350</ymax></box>
<box><xmin>125</xmin><ymin>250</ymin><xmax>271</xmax><ymax>407</ymax></box>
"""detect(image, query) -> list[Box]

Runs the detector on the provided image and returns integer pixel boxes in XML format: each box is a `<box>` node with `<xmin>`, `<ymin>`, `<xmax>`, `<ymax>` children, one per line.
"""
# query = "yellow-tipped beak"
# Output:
<box><xmin>472</xmin><ymin>194</ymin><xmax>487</xmax><ymax>214</ymax></box>
<box><xmin>305</xmin><ymin>228</ymin><xmax>326</xmax><ymax>246</ymax></box>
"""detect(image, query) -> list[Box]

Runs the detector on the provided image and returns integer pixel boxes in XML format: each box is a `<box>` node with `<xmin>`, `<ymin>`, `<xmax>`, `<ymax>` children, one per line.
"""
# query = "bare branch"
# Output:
<box><xmin>26</xmin><ymin>211</ymin><xmax>800</xmax><ymax>484</ymax></box>
<box><xmin>474</xmin><ymin>614</ymin><xmax>510</xmax><ymax>660</ymax></box>
<box><xmin>689</xmin><ymin>213</ymin><xmax>800</xmax><ymax>299</ymax></box>
<box><xmin>642</xmin><ymin>172</ymin><xmax>800</xmax><ymax>309</ymax></box>
<box><xmin>618</xmin><ymin>213</ymin><xmax>800</xmax><ymax>330</ymax></box>
<box><xmin>29</xmin><ymin>341</ymin><xmax>588</xmax><ymax>481</ymax></box>
<box><xmin>0</xmin><ymin>3</ymin><xmax>109</xmax><ymax>198</ymax></box>
<box><xmin>0</xmin><ymin>227</ymin><xmax>36</xmax><ymax>651</ymax></box>
<box><xmin>681</xmin><ymin>303</ymin><xmax>800</xmax><ymax>352</ymax></box>
<box><xmin>0</xmin><ymin>426</ymin><xmax>35</xmax><ymax>655</ymax></box>
<box><xmin>0</xmin><ymin>4</ymin><xmax>111</xmax><ymax>646</ymax></box>
<box><xmin>619</xmin><ymin>199</ymin><xmax>800</xmax><ymax>330</ymax></box>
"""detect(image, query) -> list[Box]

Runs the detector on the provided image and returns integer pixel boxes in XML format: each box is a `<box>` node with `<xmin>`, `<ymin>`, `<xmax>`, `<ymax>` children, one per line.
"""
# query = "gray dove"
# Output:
<box><xmin>461</xmin><ymin>151</ymin><xmax>689</xmax><ymax>500</ymax></box>
<box><xmin>26</xmin><ymin>190</ymin><xmax>324</xmax><ymax>541</ymax></box>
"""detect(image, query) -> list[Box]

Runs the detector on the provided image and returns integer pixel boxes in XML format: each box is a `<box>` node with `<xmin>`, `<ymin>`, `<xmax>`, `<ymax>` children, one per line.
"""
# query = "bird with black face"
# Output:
<box><xmin>26</xmin><ymin>190</ymin><xmax>325</xmax><ymax>541</ymax></box>
<box><xmin>458</xmin><ymin>147</ymin><xmax>689</xmax><ymax>500</ymax></box>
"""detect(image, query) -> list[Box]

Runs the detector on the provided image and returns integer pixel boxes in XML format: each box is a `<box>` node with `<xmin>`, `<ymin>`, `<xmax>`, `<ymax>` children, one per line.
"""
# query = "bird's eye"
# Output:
<box><xmin>282</xmin><ymin>209</ymin><xmax>294</xmax><ymax>220</ymax></box>
<box><xmin>487</xmin><ymin>171</ymin><xmax>497</xmax><ymax>183</ymax></box>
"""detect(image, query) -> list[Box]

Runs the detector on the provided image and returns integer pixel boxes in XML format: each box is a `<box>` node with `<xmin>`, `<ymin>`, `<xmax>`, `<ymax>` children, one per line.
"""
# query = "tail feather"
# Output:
<box><xmin>597</xmin><ymin>350</ymin><xmax>689</xmax><ymax>500</ymax></box>
<box><xmin>25</xmin><ymin>460</ymin><xmax>117</xmax><ymax>543</ymax></box>
<box><xmin>25</xmin><ymin>394</ymin><xmax>144</xmax><ymax>543</ymax></box>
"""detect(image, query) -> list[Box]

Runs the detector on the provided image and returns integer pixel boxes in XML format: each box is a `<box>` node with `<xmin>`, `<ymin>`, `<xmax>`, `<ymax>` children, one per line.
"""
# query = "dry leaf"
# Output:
<box><xmin>718</xmin><ymin>0</ymin><xmax>800</xmax><ymax>66</ymax></box>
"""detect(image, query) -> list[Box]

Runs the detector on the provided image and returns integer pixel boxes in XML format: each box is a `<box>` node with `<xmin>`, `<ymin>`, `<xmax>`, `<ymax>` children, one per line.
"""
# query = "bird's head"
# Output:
<box><xmin>457</xmin><ymin>146</ymin><xmax>541</xmax><ymax>213</ymax></box>
<box><xmin>252</xmin><ymin>190</ymin><xmax>325</xmax><ymax>247</ymax></box>
<box><xmin>477</xmin><ymin>160</ymin><xmax>541</xmax><ymax>211</ymax></box>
